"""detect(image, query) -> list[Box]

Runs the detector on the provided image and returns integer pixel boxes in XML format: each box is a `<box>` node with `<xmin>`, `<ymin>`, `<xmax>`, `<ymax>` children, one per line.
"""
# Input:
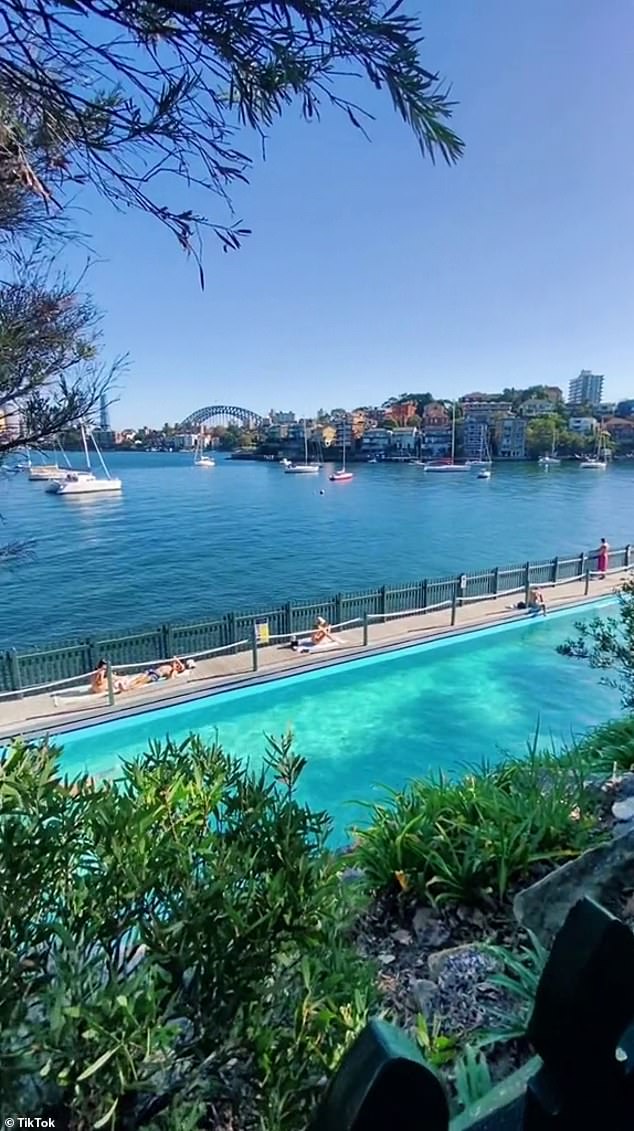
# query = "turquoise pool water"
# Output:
<box><xmin>58</xmin><ymin>600</ymin><xmax>620</xmax><ymax>836</ymax></box>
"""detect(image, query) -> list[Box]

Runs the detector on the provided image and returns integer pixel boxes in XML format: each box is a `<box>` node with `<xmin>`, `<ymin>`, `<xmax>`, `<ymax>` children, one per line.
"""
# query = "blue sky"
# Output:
<box><xmin>65</xmin><ymin>0</ymin><xmax>634</xmax><ymax>427</ymax></box>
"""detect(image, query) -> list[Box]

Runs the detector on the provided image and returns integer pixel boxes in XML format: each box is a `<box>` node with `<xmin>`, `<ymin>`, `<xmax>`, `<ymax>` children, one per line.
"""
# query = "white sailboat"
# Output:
<box><xmin>538</xmin><ymin>424</ymin><xmax>561</xmax><ymax>466</ymax></box>
<box><xmin>329</xmin><ymin>427</ymin><xmax>354</xmax><ymax>482</ymax></box>
<box><xmin>284</xmin><ymin>422</ymin><xmax>320</xmax><ymax>474</ymax></box>
<box><xmin>47</xmin><ymin>426</ymin><xmax>122</xmax><ymax>494</ymax></box>
<box><xmin>580</xmin><ymin>428</ymin><xmax>609</xmax><ymax>470</ymax></box>
<box><xmin>28</xmin><ymin>446</ymin><xmax>61</xmax><ymax>480</ymax></box>
<box><xmin>470</xmin><ymin>424</ymin><xmax>492</xmax><ymax>468</ymax></box>
<box><xmin>424</xmin><ymin>403</ymin><xmax>471</xmax><ymax>473</ymax></box>
<box><xmin>194</xmin><ymin>428</ymin><xmax>215</xmax><ymax>467</ymax></box>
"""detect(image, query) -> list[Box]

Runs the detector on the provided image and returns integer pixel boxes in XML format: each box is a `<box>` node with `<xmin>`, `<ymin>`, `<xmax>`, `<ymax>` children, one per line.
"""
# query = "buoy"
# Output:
<box><xmin>319</xmin><ymin>489</ymin><xmax>325</xmax><ymax>495</ymax></box>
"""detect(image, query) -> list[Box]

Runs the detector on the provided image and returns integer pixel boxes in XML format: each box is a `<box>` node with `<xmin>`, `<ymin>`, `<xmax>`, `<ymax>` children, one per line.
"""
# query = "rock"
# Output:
<box><xmin>412</xmin><ymin>906</ymin><xmax>451</xmax><ymax>948</ymax></box>
<box><xmin>514</xmin><ymin>827</ymin><xmax>634</xmax><ymax>944</ymax></box>
<box><xmin>411</xmin><ymin>978</ymin><xmax>437</xmax><ymax>1020</ymax></box>
<box><xmin>377</xmin><ymin>952</ymin><xmax>396</xmax><ymax>965</ymax></box>
<box><xmin>391</xmin><ymin>928</ymin><xmax>413</xmax><ymax>945</ymax></box>
<box><xmin>339</xmin><ymin>866</ymin><xmax>366</xmax><ymax>884</ymax></box>
<box><xmin>427</xmin><ymin>943</ymin><xmax>496</xmax><ymax>985</ymax></box>
<box><xmin>617</xmin><ymin>772</ymin><xmax>634</xmax><ymax>798</ymax></box>
<box><xmin>613</xmin><ymin>798</ymin><xmax>634</xmax><ymax>822</ymax></box>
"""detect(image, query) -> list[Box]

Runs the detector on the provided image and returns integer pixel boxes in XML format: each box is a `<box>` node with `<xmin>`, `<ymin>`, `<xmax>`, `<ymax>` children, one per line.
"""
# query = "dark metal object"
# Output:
<box><xmin>311</xmin><ymin>898</ymin><xmax>634</xmax><ymax>1131</ymax></box>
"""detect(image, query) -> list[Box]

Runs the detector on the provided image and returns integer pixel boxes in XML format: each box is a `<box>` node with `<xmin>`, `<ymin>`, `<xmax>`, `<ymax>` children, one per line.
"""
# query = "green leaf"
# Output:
<box><xmin>76</xmin><ymin>1046</ymin><xmax>118</xmax><ymax>1081</ymax></box>
<box><xmin>94</xmin><ymin>1097</ymin><xmax>119</xmax><ymax>1129</ymax></box>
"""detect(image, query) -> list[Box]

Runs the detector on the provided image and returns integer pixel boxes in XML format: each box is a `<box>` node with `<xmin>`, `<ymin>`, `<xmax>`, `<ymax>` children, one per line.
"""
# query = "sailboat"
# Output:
<box><xmin>470</xmin><ymin>424</ymin><xmax>492</xmax><ymax>468</ymax></box>
<box><xmin>538</xmin><ymin>424</ymin><xmax>561</xmax><ymax>466</ymax></box>
<box><xmin>194</xmin><ymin>428</ymin><xmax>215</xmax><ymax>467</ymax></box>
<box><xmin>47</xmin><ymin>425</ymin><xmax>122</xmax><ymax>494</ymax></box>
<box><xmin>329</xmin><ymin>427</ymin><xmax>354</xmax><ymax>482</ymax></box>
<box><xmin>28</xmin><ymin>446</ymin><xmax>61</xmax><ymax>480</ymax></box>
<box><xmin>580</xmin><ymin>429</ymin><xmax>609</xmax><ymax>471</ymax></box>
<box><xmin>424</xmin><ymin>403</ymin><xmax>471</xmax><ymax>472</ymax></box>
<box><xmin>284</xmin><ymin>421</ymin><xmax>320</xmax><ymax>474</ymax></box>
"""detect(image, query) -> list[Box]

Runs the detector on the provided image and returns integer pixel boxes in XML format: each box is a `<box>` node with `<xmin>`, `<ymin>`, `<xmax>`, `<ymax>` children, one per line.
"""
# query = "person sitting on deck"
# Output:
<box><xmin>90</xmin><ymin>658</ymin><xmax>110</xmax><ymax>694</ymax></box>
<box><xmin>311</xmin><ymin>617</ymin><xmax>335</xmax><ymax>645</ymax></box>
<box><xmin>527</xmin><ymin>587</ymin><xmax>547</xmax><ymax>616</ymax></box>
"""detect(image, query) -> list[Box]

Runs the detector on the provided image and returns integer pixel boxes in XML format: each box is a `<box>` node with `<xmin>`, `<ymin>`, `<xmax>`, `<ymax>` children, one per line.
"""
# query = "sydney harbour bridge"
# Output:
<box><xmin>180</xmin><ymin>404</ymin><xmax>267</xmax><ymax>431</ymax></box>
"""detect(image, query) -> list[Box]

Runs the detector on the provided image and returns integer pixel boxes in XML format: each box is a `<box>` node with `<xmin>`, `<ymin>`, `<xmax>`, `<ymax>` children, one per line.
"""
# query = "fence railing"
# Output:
<box><xmin>0</xmin><ymin>544</ymin><xmax>630</xmax><ymax>700</ymax></box>
<box><xmin>311</xmin><ymin>898</ymin><xmax>634</xmax><ymax>1131</ymax></box>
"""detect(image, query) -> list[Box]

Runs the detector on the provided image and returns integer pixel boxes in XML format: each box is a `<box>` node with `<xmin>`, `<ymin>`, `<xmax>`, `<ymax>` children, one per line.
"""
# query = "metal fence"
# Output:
<box><xmin>0</xmin><ymin>544</ymin><xmax>630</xmax><ymax>697</ymax></box>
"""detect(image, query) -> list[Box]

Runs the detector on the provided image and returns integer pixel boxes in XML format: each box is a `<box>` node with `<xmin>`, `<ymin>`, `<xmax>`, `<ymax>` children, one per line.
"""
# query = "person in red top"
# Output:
<box><xmin>597</xmin><ymin>538</ymin><xmax>610</xmax><ymax>579</ymax></box>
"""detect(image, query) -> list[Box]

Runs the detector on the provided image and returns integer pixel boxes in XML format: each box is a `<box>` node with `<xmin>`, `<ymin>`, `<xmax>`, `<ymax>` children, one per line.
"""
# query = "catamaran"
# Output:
<box><xmin>285</xmin><ymin>422</ymin><xmax>320</xmax><ymax>474</ymax></box>
<box><xmin>424</xmin><ymin>403</ymin><xmax>471</xmax><ymax>473</ymax></box>
<box><xmin>194</xmin><ymin>428</ymin><xmax>215</xmax><ymax>467</ymax></box>
<box><xmin>47</xmin><ymin>426</ymin><xmax>122</xmax><ymax>494</ymax></box>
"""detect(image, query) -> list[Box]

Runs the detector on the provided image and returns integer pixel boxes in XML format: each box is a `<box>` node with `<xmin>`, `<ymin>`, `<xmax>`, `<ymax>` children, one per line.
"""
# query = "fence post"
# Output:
<box><xmin>285</xmin><ymin>601</ymin><xmax>293</xmax><ymax>637</ymax></box>
<box><xmin>251</xmin><ymin>622</ymin><xmax>259</xmax><ymax>672</ymax></box>
<box><xmin>87</xmin><ymin>637</ymin><xmax>100</xmax><ymax>672</ymax></box>
<box><xmin>524</xmin><ymin>562</ymin><xmax>531</xmax><ymax>605</ymax></box>
<box><xmin>226</xmin><ymin>611</ymin><xmax>237</xmax><ymax>652</ymax></box>
<box><xmin>579</xmin><ymin>551</ymin><xmax>587</xmax><ymax>579</ymax></box>
<box><xmin>363</xmin><ymin>612</ymin><xmax>369</xmax><ymax>647</ymax></box>
<box><xmin>626</xmin><ymin>544</ymin><xmax>631</xmax><ymax>568</ymax></box>
<box><xmin>162</xmin><ymin>623</ymin><xmax>174</xmax><ymax>658</ymax></box>
<box><xmin>492</xmin><ymin>567</ymin><xmax>499</xmax><ymax>595</ymax></box>
<box><xmin>552</xmin><ymin>556</ymin><xmax>559</xmax><ymax>584</ymax></box>
<box><xmin>380</xmin><ymin>585</ymin><xmax>387</xmax><ymax>623</ymax></box>
<box><xmin>8</xmin><ymin>648</ymin><xmax>23</xmax><ymax>698</ymax></box>
<box><xmin>451</xmin><ymin>587</ymin><xmax>458</xmax><ymax>626</ymax></box>
<box><xmin>106</xmin><ymin>662</ymin><xmax>115</xmax><ymax>706</ymax></box>
<box><xmin>585</xmin><ymin>568</ymin><xmax>591</xmax><ymax>596</ymax></box>
<box><xmin>335</xmin><ymin>593</ymin><xmax>343</xmax><ymax>629</ymax></box>
<box><xmin>421</xmin><ymin>578</ymin><xmax>428</xmax><ymax>611</ymax></box>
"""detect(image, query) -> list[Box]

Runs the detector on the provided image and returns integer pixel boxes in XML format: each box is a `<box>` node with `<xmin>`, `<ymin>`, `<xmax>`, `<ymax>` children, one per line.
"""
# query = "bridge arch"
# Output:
<box><xmin>181</xmin><ymin>404</ymin><xmax>266</xmax><ymax>430</ymax></box>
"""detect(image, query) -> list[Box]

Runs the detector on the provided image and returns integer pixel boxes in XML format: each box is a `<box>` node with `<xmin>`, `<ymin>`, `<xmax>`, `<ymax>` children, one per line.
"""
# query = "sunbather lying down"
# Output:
<box><xmin>90</xmin><ymin>656</ymin><xmax>195</xmax><ymax>694</ymax></box>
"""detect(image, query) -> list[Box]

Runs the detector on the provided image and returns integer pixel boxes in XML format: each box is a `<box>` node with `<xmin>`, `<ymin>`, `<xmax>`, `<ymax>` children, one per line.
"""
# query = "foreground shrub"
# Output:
<box><xmin>0</xmin><ymin>734</ymin><xmax>375</xmax><ymax>1130</ymax></box>
<box><xmin>352</xmin><ymin>747</ymin><xmax>605</xmax><ymax>905</ymax></box>
<box><xmin>574</xmin><ymin>714</ymin><xmax>634</xmax><ymax>773</ymax></box>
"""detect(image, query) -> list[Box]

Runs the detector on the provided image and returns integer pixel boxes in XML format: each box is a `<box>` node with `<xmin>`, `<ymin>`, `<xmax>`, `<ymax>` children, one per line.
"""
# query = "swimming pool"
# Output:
<box><xmin>58</xmin><ymin>600</ymin><xmax>620</xmax><ymax>835</ymax></box>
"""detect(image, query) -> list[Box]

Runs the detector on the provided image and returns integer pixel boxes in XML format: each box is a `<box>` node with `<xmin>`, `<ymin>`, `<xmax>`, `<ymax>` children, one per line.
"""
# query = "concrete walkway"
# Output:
<box><xmin>0</xmin><ymin>572</ymin><xmax>626</xmax><ymax>740</ymax></box>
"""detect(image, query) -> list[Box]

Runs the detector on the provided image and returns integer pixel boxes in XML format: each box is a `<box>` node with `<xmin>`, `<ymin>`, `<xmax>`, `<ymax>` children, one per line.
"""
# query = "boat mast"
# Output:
<box><xmin>91</xmin><ymin>429</ymin><xmax>111</xmax><ymax>479</ymax></box>
<box><xmin>304</xmin><ymin>420</ymin><xmax>309</xmax><ymax>465</ymax></box>
<box><xmin>451</xmin><ymin>402</ymin><xmax>456</xmax><ymax>464</ymax></box>
<box><xmin>81</xmin><ymin>424</ymin><xmax>91</xmax><ymax>470</ymax></box>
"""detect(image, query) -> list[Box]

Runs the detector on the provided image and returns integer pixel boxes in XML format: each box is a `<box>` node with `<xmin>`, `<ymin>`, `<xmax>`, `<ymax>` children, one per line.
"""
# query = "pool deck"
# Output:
<box><xmin>0</xmin><ymin>572</ymin><xmax>626</xmax><ymax>740</ymax></box>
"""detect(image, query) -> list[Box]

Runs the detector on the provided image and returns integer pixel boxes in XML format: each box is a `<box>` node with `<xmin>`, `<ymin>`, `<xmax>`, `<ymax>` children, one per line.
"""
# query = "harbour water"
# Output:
<box><xmin>2</xmin><ymin>452</ymin><xmax>634</xmax><ymax>648</ymax></box>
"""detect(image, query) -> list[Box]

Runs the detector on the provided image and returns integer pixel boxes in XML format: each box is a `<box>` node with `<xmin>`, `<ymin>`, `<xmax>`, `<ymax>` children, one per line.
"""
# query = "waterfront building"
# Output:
<box><xmin>463</xmin><ymin>418</ymin><xmax>490</xmax><ymax>460</ymax></box>
<box><xmin>334</xmin><ymin>417</ymin><xmax>354</xmax><ymax>448</ymax></box>
<box><xmin>389</xmin><ymin>426</ymin><xmax>418</xmax><ymax>455</ymax></box>
<box><xmin>603</xmin><ymin>417</ymin><xmax>634</xmax><ymax>448</ymax></box>
<box><xmin>569</xmin><ymin>417</ymin><xmax>598</xmax><ymax>435</ymax></box>
<box><xmin>568</xmin><ymin>370</ymin><xmax>604</xmax><ymax>407</ymax></box>
<box><xmin>351</xmin><ymin>410</ymin><xmax>368</xmax><ymax>437</ymax></box>
<box><xmin>361</xmin><ymin>427</ymin><xmax>393</xmax><ymax>456</ymax></box>
<box><xmin>493</xmin><ymin>415</ymin><xmax>527</xmax><ymax>459</ymax></box>
<box><xmin>421</xmin><ymin>422</ymin><xmax>452</xmax><ymax>458</ymax></box>
<box><xmin>616</xmin><ymin>400</ymin><xmax>634</xmax><ymax>418</ymax></box>
<box><xmin>542</xmin><ymin>386</ymin><xmax>564</xmax><ymax>403</ymax></box>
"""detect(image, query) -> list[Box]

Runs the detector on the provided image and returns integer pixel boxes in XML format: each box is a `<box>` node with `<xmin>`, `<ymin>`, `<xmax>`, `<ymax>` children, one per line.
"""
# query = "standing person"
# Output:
<box><xmin>597</xmin><ymin>538</ymin><xmax>610</xmax><ymax>579</ymax></box>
